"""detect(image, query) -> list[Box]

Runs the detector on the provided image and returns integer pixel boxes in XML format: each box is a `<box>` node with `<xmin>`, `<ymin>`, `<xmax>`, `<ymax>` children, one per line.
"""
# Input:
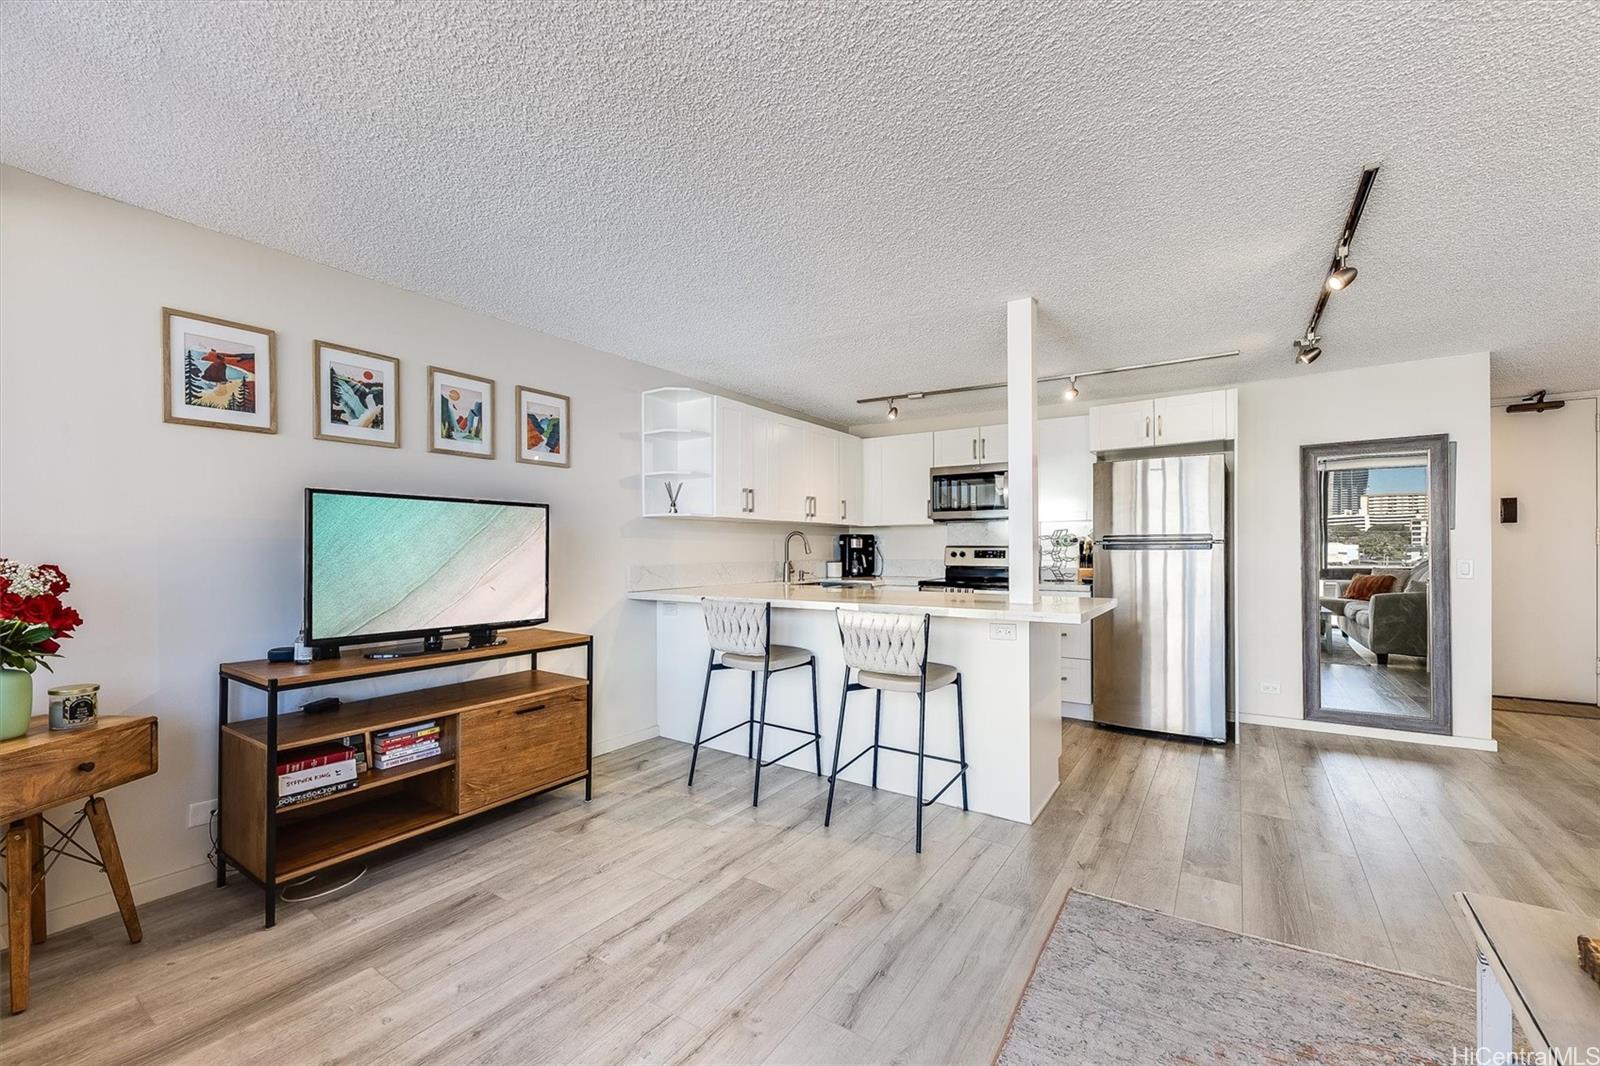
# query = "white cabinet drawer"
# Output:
<box><xmin>1060</xmin><ymin>657</ymin><xmax>1092</xmax><ymax>705</ymax></box>
<box><xmin>1060</xmin><ymin>624</ymin><xmax>1091</xmax><ymax>659</ymax></box>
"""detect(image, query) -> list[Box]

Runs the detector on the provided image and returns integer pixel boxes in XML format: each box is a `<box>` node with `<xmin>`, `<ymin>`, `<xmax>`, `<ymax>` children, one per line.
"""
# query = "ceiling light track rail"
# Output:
<box><xmin>1295</xmin><ymin>164</ymin><xmax>1380</xmax><ymax>365</ymax></box>
<box><xmin>856</xmin><ymin>349</ymin><xmax>1240</xmax><ymax>415</ymax></box>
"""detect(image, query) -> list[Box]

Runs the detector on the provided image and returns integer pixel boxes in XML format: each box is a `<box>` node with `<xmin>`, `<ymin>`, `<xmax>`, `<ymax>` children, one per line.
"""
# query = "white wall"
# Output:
<box><xmin>1233</xmin><ymin>351</ymin><xmax>1495</xmax><ymax>744</ymax></box>
<box><xmin>0</xmin><ymin>166</ymin><xmax>835</xmax><ymax>930</ymax></box>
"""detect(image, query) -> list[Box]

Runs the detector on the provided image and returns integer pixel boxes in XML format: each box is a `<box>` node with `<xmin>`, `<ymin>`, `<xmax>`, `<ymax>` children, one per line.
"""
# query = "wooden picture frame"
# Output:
<box><xmin>516</xmin><ymin>386</ymin><xmax>571</xmax><ymax>468</ymax></box>
<box><xmin>428</xmin><ymin>365</ymin><xmax>496</xmax><ymax>459</ymax></box>
<box><xmin>162</xmin><ymin>307</ymin><xmax>277</xmax><ymax>433</ymax></box>
<box><xmin>313</xmin><ymin>341</ymin><xmax>401</xmax><ymax>448</ymax></box>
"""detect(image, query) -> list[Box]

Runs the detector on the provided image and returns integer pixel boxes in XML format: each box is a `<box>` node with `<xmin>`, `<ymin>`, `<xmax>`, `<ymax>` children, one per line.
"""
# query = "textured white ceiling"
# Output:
<box><xmin>3</xmin><ymin>1</ymin><xmax>1596</xmax><ymax>424</ymax></box>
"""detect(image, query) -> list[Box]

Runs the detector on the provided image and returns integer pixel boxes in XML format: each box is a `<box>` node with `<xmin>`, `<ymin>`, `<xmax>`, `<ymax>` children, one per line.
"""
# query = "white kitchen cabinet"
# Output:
<box><xmin>1153</xmin><ymin>391</ymin><xmax>1228</xmax><ymax>445</ymax></box>
<box><xmin>836</xmin><ymin>432</ymin><xmax>863</xmax><ymax>525</ymax></box>
<box><xmin>978</xmin><ymin>424</ymin><xmax>1007</xmax><ymax>463</ymax></box>
<box><xmin>1088</xmin><ymin>389</ymin><xmax>1237</xmax><ymax>452</ymax></box>
<box><xmin>1088</xmin><ymin>399</ymin><xmax>1155</xmax><ymax>451</ymax></box>
<box><xmin>933</xmin><ymin>424</ymin><xmax>1008</xmax><ymax>466</ymax></box>
<box><xmin>799</xmin><ymin>424</ymin><xmax>839</xmax><ymax>521</ymax></box>
<box><xmin>862</xmin><ymin>432</ymin><xmax>934</xmax><ymax>526</ymax></box>
<box><xmin>715</xmin><ymin>397</ymin><xmax>779</xmax><ymax>519</ymax></box>
<box><xmin>1038</xmin><ymin>416</ymin><xmax>1092</xmax><ymax>522</ymax></box>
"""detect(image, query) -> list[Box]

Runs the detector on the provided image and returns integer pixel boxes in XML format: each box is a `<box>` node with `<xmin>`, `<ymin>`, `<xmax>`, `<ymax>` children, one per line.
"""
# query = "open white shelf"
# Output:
<box><xmin>641</xmin><ymin>388</ymin><xmax>717</xmax><ymax>517</ymax></box>
<box><xmin>641</xmin><ymin>428</ymin><xmax>711</xmax><ymax>441</ymax></box>
<box><xmin>643</xmin><ymin>469</ymin><xmax>710</xmax><ymax>479</ymax></box>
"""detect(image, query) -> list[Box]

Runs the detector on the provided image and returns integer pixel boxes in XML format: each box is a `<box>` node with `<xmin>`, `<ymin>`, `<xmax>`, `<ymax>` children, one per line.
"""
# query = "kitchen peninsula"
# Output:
<box><xmin>630</xmin><ymin>582</ymin><xmax>1116</xmax><ymax>823</ymax></box>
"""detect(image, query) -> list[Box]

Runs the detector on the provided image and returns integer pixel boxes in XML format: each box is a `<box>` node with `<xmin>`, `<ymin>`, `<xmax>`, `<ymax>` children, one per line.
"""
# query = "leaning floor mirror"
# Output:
<box><xmin>1300</xmin><ymin>434</ymin><xmax>1453</xmax><ymax>734</ymax></box>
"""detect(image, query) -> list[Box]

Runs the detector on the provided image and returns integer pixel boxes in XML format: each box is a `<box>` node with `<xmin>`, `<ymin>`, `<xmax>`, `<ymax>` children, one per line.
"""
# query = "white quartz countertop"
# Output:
<box><xmin>628</xmin><ymin>582</ymin><xmax>1116</xmax><ymax>624</ymax></box>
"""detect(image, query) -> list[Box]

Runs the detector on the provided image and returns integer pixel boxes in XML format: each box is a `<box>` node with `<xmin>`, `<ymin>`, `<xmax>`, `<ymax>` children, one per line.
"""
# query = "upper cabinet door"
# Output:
<box><xmin>762</xmin><ymin>415</ymin><xmax>804</xmax><ymax>521</ymax></box>
<box><xmin>802</xmin><ymin>424</ymin><xmax>839</xmax><ymax>522</ymax></box>
<box><xmin>978</xmin><ymin>424</ymin><xmax>1008</xmax><ymax>464</ymax></box>
<box><xmin>1088</xmin><ymin>399</ymin><xmax>1155</xmax><ymax>452</ymax></box>
<box><xmin>837</xmin><ymin>433</ymin><xmax>863</xmax><ymax>525</ymax></box>
<box><xmin>873</xmin><ymin>432</ymin><xmax>935</xmax><ymax>525</ymax></box>
<box><xmin>1153</xmin><ymin>391</ymin><xmax>1228</xmax><ymax>445</ymax></box>
<box><xmin>1038</xmin><ymin>416</ymin><xmax>1092</xmax><ymax>522</ymax></box>
<box><xmin>713</xmin><ymin>398</ymin><xmax>749</xmax><ymax>517</ymax></box>
<box><xmin>933</xmin><ymin>427</ymin><xmax>980</xmax><ymax>466</ymax></box>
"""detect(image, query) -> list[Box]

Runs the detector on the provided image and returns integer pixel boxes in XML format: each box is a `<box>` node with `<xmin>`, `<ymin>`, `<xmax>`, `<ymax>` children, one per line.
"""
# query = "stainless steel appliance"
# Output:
<box><xmin>1092</xmin><ymin>454</ymin><xmax>1229</xmax><ymax>742</ymax></box>
<box><xmin>838</xmin><ymin>533</ymin><xmax>878</xmax><ymax>579</ymax></box>
<box><xmin>918</xmin><ymin>546</ymin><xmax>1009</xmax><ymax>592</ymax></box>
<box><xmin>929</xmin><ymin>463</ymin><xmax>1008</xmax><ymax>521</ymax></box>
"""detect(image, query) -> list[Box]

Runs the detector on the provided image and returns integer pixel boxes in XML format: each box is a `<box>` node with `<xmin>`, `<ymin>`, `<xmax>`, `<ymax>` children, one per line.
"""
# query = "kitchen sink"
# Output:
<box><xmin>801</xmin><ymin>579</ymin><xmax>876</xmax><ymax>588</ymax></box>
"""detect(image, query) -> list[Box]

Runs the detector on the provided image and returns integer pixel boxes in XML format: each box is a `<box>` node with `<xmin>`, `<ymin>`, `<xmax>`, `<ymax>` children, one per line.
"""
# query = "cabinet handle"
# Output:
<box><xmin>1145</xmin><ymin>416</ymin><xmax>1152</xmax><ymax>440</ymax></box>
<box><xmin>78</xmin><ymin>761</ymin><xmax>96</xmax><ymax>772</ymax></box>
<box><xmin>1157</xmin><ymin>415</ymin><xmax>1163</xmax><ymax>439</ymax></box>
<box><xmin>841</xmin><ymin>499</ymin><xmax>847</xmax><ymax>521</ymax></box>
<box><xmin>972</xmin><ymin>438</ymin><xmax>978</xmax><ymax>460</ymax></box>
<box><xmin>515</xmin><ymin>704</ymin><xmax>547</xmax><ymax>716</ymax></box>
<box><xmin>751</xmin><ymin>489</ymin><xmax>756</xmax><ymax>511</ymax></box>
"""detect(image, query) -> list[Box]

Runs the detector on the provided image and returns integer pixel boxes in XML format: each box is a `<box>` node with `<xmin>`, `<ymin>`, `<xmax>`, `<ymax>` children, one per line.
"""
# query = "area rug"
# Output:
<box><xmin>997</xmin><ymin>892</ymin><xmax>1475</xmax><ymax>1065</ymax></box>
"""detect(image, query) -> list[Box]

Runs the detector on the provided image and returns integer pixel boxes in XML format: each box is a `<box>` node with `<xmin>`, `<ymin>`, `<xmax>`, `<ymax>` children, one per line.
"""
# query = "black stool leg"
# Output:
<box><xmin>955</xmin><ymin>673</ymin><xmax>969</xmax><ymax>812</ymax></box>
<box><xmin>751</xmin><ymin>668</ymin><xmax>771</xmax><ymax>807</ymax></box>
<box><xmin>688</xmin><ymin>650</ymin><xmax>715</xmax><ymax>787</ymax></box>
<box><xmin>747</xmin><ymin>672</ymin><xmax>756</xmax><ymax>759</ymax></box>
<box><xmin>914</xmin><ymin>690</ymin><xmax>928</xmax><ymax>853</ymax></box>
<box><xmin>824</xmin><ymin>673</ymin><xmax>850</xmax><ymax>826</ymax></box>
<box><xmin>810</xmin><ymin>657</ymin><xmax>823</xmax><ymax>777</ymax></box>
<box><xmin>871</xmin><ymin>690</ymin><xmax>882</xmax><ymax>789</ymax></box>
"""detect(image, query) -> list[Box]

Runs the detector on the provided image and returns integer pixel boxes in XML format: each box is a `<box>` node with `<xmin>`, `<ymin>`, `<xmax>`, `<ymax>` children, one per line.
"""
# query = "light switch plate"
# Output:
<box><xmin>1259</xmin><ymin>682</ymin><xmax>1281</xmax><ymax>695</ymax></box>
<box><xmin>989</xmin><ymin>623</ymin><xmax>1018</xmax><ymax>641</ymax></box>
<box><xmin>1456</xmin><ymin>560</ymin><xmax>1474</xmax><ymax>578</ymax></box>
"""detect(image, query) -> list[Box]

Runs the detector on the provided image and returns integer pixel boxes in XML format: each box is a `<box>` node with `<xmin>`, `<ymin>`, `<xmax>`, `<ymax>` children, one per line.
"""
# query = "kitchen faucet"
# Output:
<box><xmin>784</xmin><ymin>530</ymin><xmax>812</xmax><ymax>584</ymax></box>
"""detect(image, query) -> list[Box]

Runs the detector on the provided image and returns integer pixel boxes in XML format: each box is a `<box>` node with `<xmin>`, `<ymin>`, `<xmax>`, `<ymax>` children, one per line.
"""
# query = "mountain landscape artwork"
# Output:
<box><xmin>517</xmin><ymin>386</ymin><xmax>570</xmax><ymax>467</ymax></box>
<box><xmin>329</xmin><ymin>360</ymin><xmax>384</xmax><ymax>429</ymax></box>
<box><xmin>182</xmin><ymin>333</ymin><xmax>256</xmax><ymax>412</ymax></box>
<box><xmin>439</xmin><ymin>383</ymin><xmax>483</xmax><ymax>442</ymax></box>
<box><xmin>428</xmin><ymin>366</ymin><xmax>495</xmax><ymax>458</ymax></box>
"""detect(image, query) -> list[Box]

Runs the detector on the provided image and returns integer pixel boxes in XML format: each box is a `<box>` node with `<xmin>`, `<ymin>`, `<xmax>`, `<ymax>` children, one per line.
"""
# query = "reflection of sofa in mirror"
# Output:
<box><xmin>1318</xmin><ymin>562</ymin><xmax>1429</xmax><ymax>664</ymax></box>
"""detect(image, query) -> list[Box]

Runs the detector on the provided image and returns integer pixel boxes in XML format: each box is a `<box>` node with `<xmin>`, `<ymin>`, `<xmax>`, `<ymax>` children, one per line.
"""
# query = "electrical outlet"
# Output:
<box><xmin>989</xmin><ymin>623</ymin><xmax>1018</xmax><ymax>641</ymax></box>
<box><xmin>1259</xmin><ymin>682</ymin><xmax>1281</xmax><ymax>695</ymax></box>
<box><xmin>1455</xmin><ymin>559</ymin><xmax>1475</xmax><ymax>579</ymax></box>
<box><xmin>187</xmin><ymin>800</ymin><xmax>216</xmax><ymax>829</ymax></box>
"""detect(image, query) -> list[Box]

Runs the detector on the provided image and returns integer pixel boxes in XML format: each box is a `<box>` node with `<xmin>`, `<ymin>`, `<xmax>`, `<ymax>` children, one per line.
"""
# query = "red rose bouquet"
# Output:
<box><xmin>0</xmin><ymin>559</ymin><xmax>81</xmax><ymax>673</ymax></box>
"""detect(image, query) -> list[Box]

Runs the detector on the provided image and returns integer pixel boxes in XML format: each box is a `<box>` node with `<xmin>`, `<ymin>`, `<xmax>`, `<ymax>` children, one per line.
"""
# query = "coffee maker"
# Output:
<box><xmin>838</xmin><ymin>533</ymin><xmax>878</xmax><ymax>579</ymax></box>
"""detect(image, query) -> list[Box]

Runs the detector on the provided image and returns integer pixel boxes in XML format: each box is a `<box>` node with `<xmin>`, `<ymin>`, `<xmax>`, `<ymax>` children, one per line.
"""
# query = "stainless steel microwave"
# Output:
<box><xmin>929</xmin><ymin>463</ymin><xmax>1008</xmax><ymax>521</ymax></box>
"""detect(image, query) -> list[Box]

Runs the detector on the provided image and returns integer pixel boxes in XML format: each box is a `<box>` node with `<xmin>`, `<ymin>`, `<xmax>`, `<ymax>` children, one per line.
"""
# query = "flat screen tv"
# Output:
<box><xmin>304</xmin><ymin>488</ymin><xmax>549</xmax><ymax>650</ymax></box>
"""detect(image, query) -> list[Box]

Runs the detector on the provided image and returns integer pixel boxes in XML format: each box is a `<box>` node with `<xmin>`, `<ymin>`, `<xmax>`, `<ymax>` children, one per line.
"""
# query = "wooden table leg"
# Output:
<box><xmin>84</xmin><ymin>798</ymin><xmax>141</xmax><ymax>944</ymax></box>
<box><xmin>6</xmin><ymin>820</ymin><xmax>30</xmax><ymax>1014</ymax></box>
<box><xmin>26</xmin><ymin>814</ymin><xmax>45</xmax><ymax>945</ymax></box>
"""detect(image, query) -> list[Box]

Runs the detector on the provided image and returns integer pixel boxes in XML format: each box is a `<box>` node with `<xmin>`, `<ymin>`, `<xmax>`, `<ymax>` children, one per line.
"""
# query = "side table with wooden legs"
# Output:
<box><xmin>1</xmin><ymin>715</ymin><xmax>158</xmax><ymax>1014</ymax></box>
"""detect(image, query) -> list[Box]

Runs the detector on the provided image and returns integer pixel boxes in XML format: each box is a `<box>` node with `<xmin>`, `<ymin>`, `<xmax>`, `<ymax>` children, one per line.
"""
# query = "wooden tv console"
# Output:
<box><xmin>217</xmin><ymin>627</ymin><xmax>592</xmax><ymax>927</ymax></box>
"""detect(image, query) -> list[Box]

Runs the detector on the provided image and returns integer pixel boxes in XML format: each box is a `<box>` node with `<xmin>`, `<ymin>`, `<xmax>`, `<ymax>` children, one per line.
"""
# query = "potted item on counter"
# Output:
<box><xmin>0</xmin><ymin>559</ymin><xmax>84</xmax><ymax>740</ymax></box>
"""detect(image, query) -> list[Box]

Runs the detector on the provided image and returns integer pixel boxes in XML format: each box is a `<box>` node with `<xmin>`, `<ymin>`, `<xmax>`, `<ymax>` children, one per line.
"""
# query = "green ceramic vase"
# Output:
<box><xmin>0</xmin><ymin>667</ymin><xmax>33</xmax><ymax>740</ymax></box>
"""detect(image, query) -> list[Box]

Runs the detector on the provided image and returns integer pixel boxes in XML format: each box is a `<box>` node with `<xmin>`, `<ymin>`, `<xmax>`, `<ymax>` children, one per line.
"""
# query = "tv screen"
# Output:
<box><xmin>305</xmin><ymin>489</ymin><xmax>549</xmax><ymax>646</ymax></box>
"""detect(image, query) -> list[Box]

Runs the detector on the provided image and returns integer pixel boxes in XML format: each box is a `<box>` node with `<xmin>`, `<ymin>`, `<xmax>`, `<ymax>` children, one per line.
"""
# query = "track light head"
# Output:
<box><xmin>1326</xmin><ymin>263</ymin><xmax>1358</xmax><ymax>291</ymax></box>
<box><xmin>887</xmin><ymin>400</ymin><xmax>899</xmax><ymax>421</ymax></box>
<box><xmin>1062</xmin><ymin>376</ymin><xmax>1079</xmax><ymax>401</ymax></box>
<box><xmin>1294</xmin><ymin>332</ymin><xmax>1322</xmax><ymax>365</ymax></box>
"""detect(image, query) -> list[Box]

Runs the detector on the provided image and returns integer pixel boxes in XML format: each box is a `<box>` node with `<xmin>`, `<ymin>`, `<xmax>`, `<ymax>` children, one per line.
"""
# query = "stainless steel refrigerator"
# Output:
<box><xmin>1092</xmin><ymin>453</ymin><xmax>1229</xmax><ymax>742</ymax></box>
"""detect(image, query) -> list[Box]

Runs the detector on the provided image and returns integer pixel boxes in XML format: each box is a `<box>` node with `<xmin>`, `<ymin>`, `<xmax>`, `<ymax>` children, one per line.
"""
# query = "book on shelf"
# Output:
<box><xmin>374</xmin><ymin>727</ymin><xmax>441</xmax><ymax>753</ymax></box>
<box><xmin>279</xmin><ymin>755</ymin><xmax>359</xmax><ymax>796</ymax></box>
<box><xmin>277</xmin><ymin>744</ymin><xmax>356</xmax><ymax>776</ymax></box>
<box><xmin>373</xmin><ymin>720</ymin><xmax>438</xmax><ymax>743</ymax></box>
<box><xmin>374</xmin><ymin>743</ymin><xmax>442</xmax><ymax>770</ymax></box>
<box><xmin>276</xmin><ymin>778</ymin><xmax>356</xmax><ymax>809</ymax></box>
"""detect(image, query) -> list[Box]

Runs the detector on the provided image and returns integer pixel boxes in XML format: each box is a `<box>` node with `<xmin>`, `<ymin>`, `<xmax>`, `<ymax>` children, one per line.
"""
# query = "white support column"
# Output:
<box><xmin>1007</xmin><ymin>296</ymin><xmax>1039</xmax><ymax>604</ymax></box>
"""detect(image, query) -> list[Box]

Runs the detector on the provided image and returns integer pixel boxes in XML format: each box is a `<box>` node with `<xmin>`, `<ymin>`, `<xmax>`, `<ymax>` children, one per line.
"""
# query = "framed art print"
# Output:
<box><xmin>314</xmin><ymin>341</ymin><xmax>400</xmax><ymax>448</ymax></box>
<box><xmin>162</xmin><ymin>307</ymin><xmax>277</xmax><ymax>432</ymax></box>
<box><xmin>516</xmin><ymin>386</ymin><xmax>570</xmax><ymax>467</ymax></box>
<box><xmin>428</xmin><ymin>365</ymin><xmax>495</xmax><ymax>459</ymax></box>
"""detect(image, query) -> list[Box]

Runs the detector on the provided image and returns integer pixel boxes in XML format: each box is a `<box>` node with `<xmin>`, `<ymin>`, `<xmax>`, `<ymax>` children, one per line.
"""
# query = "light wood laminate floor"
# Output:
<box><xmin>5</xmin><ymin>711</ymin><xmax>1599</xmax><ymax>1065</ymax></box>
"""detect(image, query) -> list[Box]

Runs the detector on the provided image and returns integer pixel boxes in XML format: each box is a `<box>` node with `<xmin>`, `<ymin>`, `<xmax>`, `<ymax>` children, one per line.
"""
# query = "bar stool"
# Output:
<box><xmin>688</xmin><ymin>599</ymin><xmax>823</xmax><ymax>806</ymax></box>
<box><xmin>825</xmin><ymin>611</ymin><xmax>968</xmax><ymax>852</ymax></box>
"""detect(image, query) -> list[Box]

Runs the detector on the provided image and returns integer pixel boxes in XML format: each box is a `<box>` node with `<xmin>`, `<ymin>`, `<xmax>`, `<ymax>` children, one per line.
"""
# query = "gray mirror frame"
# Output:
<box><xmin>1300</xmin><ymin>434</ymin><xmax>1453</xmax><ymax>735</ymax></box>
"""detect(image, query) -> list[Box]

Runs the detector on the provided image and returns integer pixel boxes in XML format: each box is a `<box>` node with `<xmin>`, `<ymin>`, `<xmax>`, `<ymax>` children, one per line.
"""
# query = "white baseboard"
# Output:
<box><xmin>595</xmin><ymin>723</ymin><xmax>661</xmax><ymax>755</ymax></box>
<box><xmin>40</xmin><ymin>860</ymin><xmax>215</xmax><ymax>936</ymax></box>
<box><xmin>1236</xmin><ymin>713</ymin><xmax>1498</xmax><ymax>751</ymax></box>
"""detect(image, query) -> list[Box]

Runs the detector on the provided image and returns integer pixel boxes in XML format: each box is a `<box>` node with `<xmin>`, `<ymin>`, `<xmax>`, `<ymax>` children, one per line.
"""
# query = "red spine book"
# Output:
<box><xmin>277</xmin><ymin>747</ymin><xmax>356</xmax><ymax>775</ymax></box>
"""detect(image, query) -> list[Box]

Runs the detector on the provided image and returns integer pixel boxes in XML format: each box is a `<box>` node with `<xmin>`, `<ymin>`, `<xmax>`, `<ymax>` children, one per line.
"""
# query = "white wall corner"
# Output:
<box><xmin>1007</xmin><ymin>296</ymin><xmax>1039</xmax><ymax>603</ymax></box>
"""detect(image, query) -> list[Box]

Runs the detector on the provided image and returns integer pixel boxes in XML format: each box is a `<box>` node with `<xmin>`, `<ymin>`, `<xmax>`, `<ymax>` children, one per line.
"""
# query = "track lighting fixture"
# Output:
<box><xmin>1326</xmin><ymin>246</ymin><xmax>1358</xmax><ymax>291</ymax></box>
<box><xmin>1293</xmin><ymin>333</ymin><xmax>1322</xmax><ymax>365</ymax></box>
<box><xmin>1293</xmin><ymin>164</ymin><xmax>1380</xmax><ymax>368</ymax></box>
<box><xmin>857</xmin><ymin>351</ymin><xmax>1237</xmax><ymax>414</ymax></box>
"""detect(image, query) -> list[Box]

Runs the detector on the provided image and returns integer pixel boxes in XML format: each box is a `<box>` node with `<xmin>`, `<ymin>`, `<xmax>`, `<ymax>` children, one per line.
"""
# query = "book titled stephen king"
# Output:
<box><xmin>279</xmin><ymin>750</ymin><xmax>358</xmax><ymax>796</ymax></box>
